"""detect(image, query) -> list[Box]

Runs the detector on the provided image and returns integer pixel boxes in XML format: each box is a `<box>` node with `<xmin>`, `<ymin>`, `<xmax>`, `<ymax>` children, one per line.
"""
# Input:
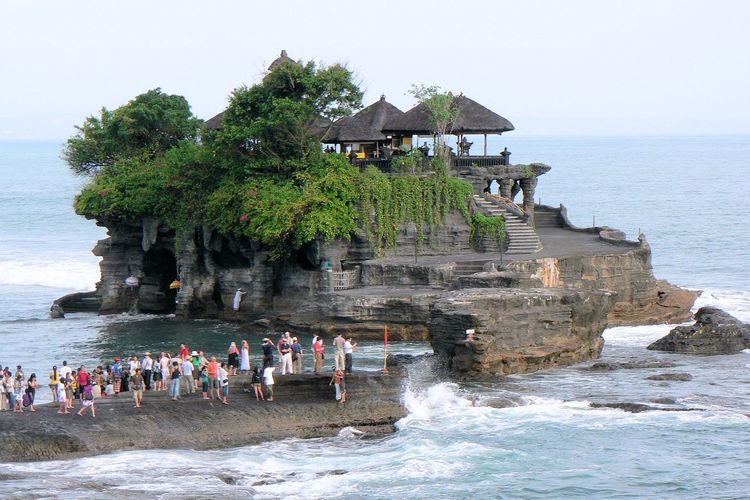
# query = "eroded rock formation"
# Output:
<box><xmin>429</xmin><ymin>288</ymin><xmax>613</xmax><ymax>376</ymax></box>
<box><xmin>647</xmin><ymin>307</ymin><xmax>750</xmax><ymax>354</ymax></box>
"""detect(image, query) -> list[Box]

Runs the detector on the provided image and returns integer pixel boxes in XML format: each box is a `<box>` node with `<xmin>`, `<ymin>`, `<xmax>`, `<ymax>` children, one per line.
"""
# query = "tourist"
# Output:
<box><xmin>199</xmin><ymin>366</ymin><xmax>209</xmax><ymax>399</ymax></box>
<box><xmin>141</xmin><ymin>352</ymin><xmax>154</xmax><ymax>391</ymax></box>
<box><xmin>207</xmin><ymin>356</ymin><xmax>219</xmax><ymax>399</ymax></box>
<box><xmin>262</xmin><ymin>364</ymin><xmax>275</xmax><ymax>401</ymax></box>
<box><xmin>181</xmin><ymin>355</ymin><xmax>194</xmax><ymax>394</ymax></box>
<box><xmin>13</xmin><ymin>373</ymin><xmax>24</xmax><ymax>412</ymax></box>
<box><xmin>77</xmin><ymin>366</ymin><xmax>89</xmax><ymax>400</ymax></box>
<box><xmin>56</xmin><ymin>378</ymin><xmax>68</xmax><ymax>414</ymax></box>
<box><xmin>65</xmin><ymin>373</ymin><xmax>76</xmax><ymax>410</ymax></box>
<box><xmin>159</xmin><ymin>352</ymin><xmax>170</xmax><ymax>391</ymax></box>
<box><xmin>279</xmin><ymin>336</ymin><xmax>293</xmax><ymax>375</ymax></box>
<box><xmin>77</xmin><ymin>382</ymin><xmax>95</xmax><ymax>417</ymax></box>
<box><xmin>0</xmin><ymin>370</ymin><xmax>6</xmax><ymax>412</ymax></box>
<box><xmin>49</xmin><ymin>365</ymin><xmax>60</xmax><ymax>402</ymax></box>
<box><xmin>291</xmin><ymin>337</ymin><xmax>303</xmax><ymax>374</ymax></box>
<box><xmin>112</xmin><ymin>357</ymin><xmax>123</xmax><ymax>396</ymax></box>
<box><xmin>240</xmin><ymin>340</ymin><xmax>251</xmax><ymax>374</ymax></box>
<box><xmin>92</xmin><ymin>366</ymin><xmax>104</xmax><ymax>399</ymax></box>
<box><xmin>179</xmin><ymin>343</ymin><xmax>189</xmax><ymax>359</ymax></box>
<box><xmin>251</xmin><ymin>366</ymin><xmax>264</xmax><ymax>401</ymax></box>
<box><xmin>4</xmin><ymin>370</ymin><xmax>18</xmax><ymax>412</ymax></box>
<box><xmin>25</xmin><ymin>373</ymin><xmax>37</xmax><ymax>411</ymax></box>
<box><xmin>227</xmin><ymin>342</ymin><xmax>240</xmax><ymax>376</ymax></box>
<box><xmin>262</xmin><ymin>338</ymin><xmax>274</xmax><ymax>368</ymax></box>
<box><xmin>190</xmin><ymin>351</ymin><xmax>202</xmax><ymax>390</ymax></box>
<box><xmin>313</xmin><ymin>335</ymin><xmax>325</xmax><ymax>375</ymax></box>
<box><xmin>59</xmin><ymin>360</ymin><xmax>72</xmax><ymax>385</ymax></box>
<box><xmin>169</xmin><ymin>361</ymin><xmax>181</xmax><ymax>401</ymax></box>
<box><xmin>131</xmin><ymin>367</ymin><xmax>144</xmax><ymax>408</ymax></box>
<box><xmin>332</xmin><ymin>333</ymin><xmax>346</xmax><ymax>370</ymax></box>
<box><xmin>344</xmin><ymin>337</ymin><xmax>357</xmax><ymax>374</ymax></box>
<box><xmin>121</xmin><ymin>363</ymin><xmax>130</xmax><ymax>393</ymax></box>
<box><xmin>330</xmin><ymin>368</ymin><xmax>347</xmax><ymax>403</ymax></box>
<box><xmin>128</xmin><ymin>356</ymin><xmax>138</xmax><ymax>373</ymax></box>
<box><xmin>218</xmin><ymin>362</ymin><xmax>229</xmax><ymax>405</ymax></box>
<box><xmin>232</xmin><ymin>288</ymin><xmax>246</xmax><ymax>311</ymax></box>
<box><xmin>15</xmin><ymin>365</ymin><xmax>24</xmax><ymax>381</ymax></box>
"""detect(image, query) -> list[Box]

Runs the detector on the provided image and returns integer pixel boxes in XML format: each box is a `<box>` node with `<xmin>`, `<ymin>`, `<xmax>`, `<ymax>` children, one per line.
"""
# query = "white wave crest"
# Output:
<box><xmin>693</xmin><ymin>288</ymin><xmax>750</xmax><ymax>322</ymax></box>
<box><xmin>0</xmin><ymin>258</ymin><xmax>100</xmax><ymax>290</ymax></box>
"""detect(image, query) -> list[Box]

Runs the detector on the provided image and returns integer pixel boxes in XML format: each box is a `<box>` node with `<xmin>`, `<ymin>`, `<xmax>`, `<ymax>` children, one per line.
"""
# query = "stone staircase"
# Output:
<box><xmin>533</xmin><ymin>207</ymin><xmax>564</xmax><ymax>228</ymax></box>
<box><xmin>472</xmin><ymin>195</ymin><xmax>543</xmax><ymax>254</ymax></box>
<box><xmin>453</xmin><ymin>260</ymin><xmax>490</xmax><ymax>277</ymax></box>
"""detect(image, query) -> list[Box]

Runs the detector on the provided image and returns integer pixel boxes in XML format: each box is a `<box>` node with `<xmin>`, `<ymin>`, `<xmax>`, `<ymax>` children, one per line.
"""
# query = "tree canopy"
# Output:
<box><xmin>210</xmin><ymin>59</ymin><xmax>362</xmax><ymax>173</ymax></box>
<box><xmin>63</xmin><ymin>88</ymin><xmax>201</xmax><ymax>175</ymax></box>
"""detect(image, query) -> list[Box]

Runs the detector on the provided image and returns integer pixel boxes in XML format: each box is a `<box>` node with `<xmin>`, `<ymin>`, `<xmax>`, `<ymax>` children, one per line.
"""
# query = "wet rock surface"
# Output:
<box><xmin>0</xmin><ymin>372</ymin><xmax>405</xmax><ymax>462</ymax></box>
<box><xmin>645</xmin><ymin>373</ymin><xmax>693</xmax><ymax>381</ymax></box>
<box><xmin>590</xmin><ymin>402</ymin><xmax>702</xmax><ymax>413</ymax></box>
<box><xmin>647</xmin><ymin>307</ymin><xmax>750</xmax><ymax>354</ymax></box>
<box><xmin>585</xmin><ymin>360</ymin><xmax>678</xmax><ymax>371</ymax></box>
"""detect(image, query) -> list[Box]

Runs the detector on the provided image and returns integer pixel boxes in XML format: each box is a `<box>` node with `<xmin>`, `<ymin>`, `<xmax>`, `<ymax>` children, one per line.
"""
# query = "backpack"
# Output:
<box><xmin>22</xmin><ymin>393</ymin><xmax>31</xmax><ymax>407</ymax></box>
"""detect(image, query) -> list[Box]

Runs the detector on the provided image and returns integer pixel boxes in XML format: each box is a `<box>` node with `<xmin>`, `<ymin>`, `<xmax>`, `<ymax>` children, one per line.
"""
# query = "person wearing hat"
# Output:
<box><xmin>112</xmin><ymin>357</ymin><xmax>122</xmax><ymax>396</ymax></box>
<box><xmin>190</xmin><ymin>351</ymin><xmax>202</xmax><ymax>390</ymax></box>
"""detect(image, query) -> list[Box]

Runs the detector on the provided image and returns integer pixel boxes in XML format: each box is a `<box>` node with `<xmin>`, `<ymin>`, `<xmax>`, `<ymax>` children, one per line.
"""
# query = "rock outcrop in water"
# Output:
<box><xmin>429</xmin><ymin>288</ymin><xmax>613</xmax><ymax>375</ymax></box>
<box><xmin>647</xmin><ymin>306</ymin><xmax>750</xmax><ymax>354</ymax></box>
<box><xmin>0</xmin><ymin>373</ymin><xmax>404</xmax><ymax>462</ymax></box>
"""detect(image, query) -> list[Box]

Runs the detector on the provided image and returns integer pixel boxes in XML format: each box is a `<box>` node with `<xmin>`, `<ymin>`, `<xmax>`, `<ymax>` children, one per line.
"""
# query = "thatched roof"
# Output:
<box><xmin>383</xmin><ymin>94</ymin><xmax>514</xmax><ymax>135</ymax></box>
<box><xmin>267</xmin><ymin>49</ymin><xmax>299</xmax><ymax>72</ymax></box>
<box><xmin>204</xmin><ymin>110</ymin><xmax>225</xmax><ymax>131</ymax></box>
<box><xmin>323</xmin><ymin>95</ymin><xmax>404</xmax><ymax>143</ymax></box>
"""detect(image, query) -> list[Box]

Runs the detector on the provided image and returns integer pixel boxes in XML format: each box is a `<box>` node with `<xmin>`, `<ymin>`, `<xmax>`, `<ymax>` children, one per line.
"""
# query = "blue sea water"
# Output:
<box><xmin>0</xmin><ymin>137</ymin><xmax>749</xmax><ymax>498</ymax></box>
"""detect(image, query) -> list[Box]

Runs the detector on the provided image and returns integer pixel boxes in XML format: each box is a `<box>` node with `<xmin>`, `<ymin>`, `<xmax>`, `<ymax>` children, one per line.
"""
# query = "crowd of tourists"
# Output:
<box><xmin>0</xmin><ymin>332</ymin><xmax>358</xmax><ymax>415</ymax></box>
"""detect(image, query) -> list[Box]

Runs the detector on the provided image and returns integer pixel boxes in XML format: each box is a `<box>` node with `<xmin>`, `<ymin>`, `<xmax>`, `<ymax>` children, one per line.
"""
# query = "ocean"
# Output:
<box><xmin>0</xmin><ymin>136</ymin><xmax>749</xmax><ymax>498</ymax></box>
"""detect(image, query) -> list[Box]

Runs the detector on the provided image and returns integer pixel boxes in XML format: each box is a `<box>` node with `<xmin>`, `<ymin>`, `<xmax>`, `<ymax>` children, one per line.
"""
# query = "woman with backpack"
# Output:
<box><xmin>251</xmin><ymin>366</ymin><xmax>264</xmax><ymax>401</ymax></box>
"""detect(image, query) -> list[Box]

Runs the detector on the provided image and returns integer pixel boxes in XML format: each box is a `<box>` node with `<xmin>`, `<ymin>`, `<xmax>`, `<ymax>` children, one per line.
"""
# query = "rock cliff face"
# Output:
<box><xmin>71</xmin><ymin>206</ymin><xmax>696</xmax><ymax>377</ymax></box>
<box><xmin>502</xmin><ymin>238</ymin><xmax>698</xmax><ymax>326</ymax></box>
<box><xmin>429</xmin><ymin>288</ymin><xmax>613</xmax><ymax>376</ymax></box>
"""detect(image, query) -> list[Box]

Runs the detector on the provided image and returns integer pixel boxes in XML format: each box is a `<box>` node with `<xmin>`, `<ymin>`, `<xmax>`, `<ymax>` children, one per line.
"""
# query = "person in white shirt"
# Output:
<box><xmin>141</xmin><ymin>352</ymin><xmax>154</xmax><ymax>391</ymax></box>
<box><xmin>343</xmin><ymin>337</ymin><xmax>357</xmax><ymax>374</ymax></box>
<box><xmin>181</xmin><ymin>358</ymin><xmax>194</xmax><ymax>394</ymax></box>
<box><xmin>58</xmin><ymin>360</ymin><xmax>72</xmax><ymax>382</ymax></box>
<box><xmin>218</xmin><ymin>362</ymin><xmax>229</xmax><ymax>405</ymax></box>
<box><xmin>262</xmin><ymin>365</ymin><xmax>275</xmax><ymax>401</ymax></box>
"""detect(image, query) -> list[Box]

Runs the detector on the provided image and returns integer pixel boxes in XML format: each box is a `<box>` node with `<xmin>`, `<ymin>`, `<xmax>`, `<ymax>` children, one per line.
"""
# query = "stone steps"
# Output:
<box><xmin>534</xmin><ymin>209</ymin><xmax>564</xmax><ymax>228</ymax></box>
<box><xmin>453</xmin><ymin>260</ymin><xmax>490</xmax><ymax>276</ymax></box>
<box><xmin>472</xmin><ymin>195</ymin><xmax>543</xmax><ymax>254</ymax></box>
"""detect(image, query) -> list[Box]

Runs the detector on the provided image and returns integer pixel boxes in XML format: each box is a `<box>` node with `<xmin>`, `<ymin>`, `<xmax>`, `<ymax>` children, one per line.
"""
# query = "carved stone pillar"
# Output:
<box><xmin>520</xmin><ymin>176</ymin><xmax>538</xmax><ymax>226</ymax></box>
<box><xmin>499</xmin><ymin>178</ymin><xmax>514</xmax><ymax>199</ymax></box>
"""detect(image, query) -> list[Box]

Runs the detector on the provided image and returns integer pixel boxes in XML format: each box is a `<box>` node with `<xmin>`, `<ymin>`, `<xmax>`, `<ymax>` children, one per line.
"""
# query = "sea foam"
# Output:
<box><xmin>0</xmin><ymin>258</ymin><xmax>100</xmax><ymax>290</ymax></box>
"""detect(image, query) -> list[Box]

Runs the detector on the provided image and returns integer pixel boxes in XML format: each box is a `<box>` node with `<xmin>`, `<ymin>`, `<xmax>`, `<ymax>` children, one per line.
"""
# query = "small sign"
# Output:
<box><xmin>465</xmin><ymin>329</ymin><xmax>476</xmax><ymax>341</ymax></box>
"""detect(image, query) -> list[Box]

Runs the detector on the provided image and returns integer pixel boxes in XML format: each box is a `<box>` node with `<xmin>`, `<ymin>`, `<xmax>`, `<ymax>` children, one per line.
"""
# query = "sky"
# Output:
<box><xmin>1</xmin><ymin>0</ymin><xmax>749</xmax><ymax>139</ymax></box>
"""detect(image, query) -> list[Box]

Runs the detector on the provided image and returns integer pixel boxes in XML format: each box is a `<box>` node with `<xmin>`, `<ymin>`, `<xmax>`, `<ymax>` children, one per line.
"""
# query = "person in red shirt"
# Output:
<box><xmin>76</xmin><ymin>366</ymin><xmax>89</xmax><ymax>400</ymax></box>
<box><xmin>179</xmin><ymin>344</ymin><xmax>189</xmax><ymax>359</ymax></box>
<box><xmin>313</xmin><ymin>336</ymin><xmax>325</xmax><ymax>375</ymax></box>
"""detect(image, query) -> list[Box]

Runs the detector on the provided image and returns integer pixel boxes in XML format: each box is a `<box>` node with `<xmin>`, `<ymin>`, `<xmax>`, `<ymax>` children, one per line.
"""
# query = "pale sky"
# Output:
<box><xmin>1</xmin><ymin>0</ymin><xmax>749</xmax><ymax>139</ymax></box>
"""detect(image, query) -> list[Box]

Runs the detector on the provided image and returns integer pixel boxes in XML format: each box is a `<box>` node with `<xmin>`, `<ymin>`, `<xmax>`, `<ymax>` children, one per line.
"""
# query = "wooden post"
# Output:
<box><xmin>483</xmin><ymin>134</ymin><xmax>487</xmax><ymax>156</ymax></box>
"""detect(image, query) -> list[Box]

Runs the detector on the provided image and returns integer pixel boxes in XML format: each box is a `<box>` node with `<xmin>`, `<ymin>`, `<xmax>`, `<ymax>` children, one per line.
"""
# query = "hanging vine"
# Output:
<box><xmin>358</xmin><ymin>166</ymin><xmax>474</xmax><ymax>254</ymax></box>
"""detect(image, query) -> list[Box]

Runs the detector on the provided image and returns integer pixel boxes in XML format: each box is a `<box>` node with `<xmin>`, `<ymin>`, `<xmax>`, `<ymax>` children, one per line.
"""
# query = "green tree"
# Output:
<box><xmin>212</xmin><ymin>59</ymin><xmax>362</xmax><ymax>173</ymax></box>
<box><xmin>63</xmin><ymin>88</ymin><xmax>201</xmax><ymax>175</ymax></box>
<box><xmin>409</xmin><ymin>84</ymin><xmax>459</xmax><ymax>163</ymax></box>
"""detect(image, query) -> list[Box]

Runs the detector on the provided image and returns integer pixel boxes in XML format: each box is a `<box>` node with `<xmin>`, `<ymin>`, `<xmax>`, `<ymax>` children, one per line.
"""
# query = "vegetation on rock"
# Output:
<box><xmin>69</xmin><ymin>59</ymin><xmax>495</xmax><ymax>259</ymax></box>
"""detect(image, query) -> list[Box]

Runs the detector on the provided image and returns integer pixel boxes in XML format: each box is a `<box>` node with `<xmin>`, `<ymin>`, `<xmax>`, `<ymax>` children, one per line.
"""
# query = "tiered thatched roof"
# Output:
<box><xmin>383</xmin><ymin>94</ymin><xmax>514</xmax><ymax>135</ymax></box>
<box><xmin>323</xmin><ymin>95</ymin><xmax>404</xmax><ymax>143</ymax></box>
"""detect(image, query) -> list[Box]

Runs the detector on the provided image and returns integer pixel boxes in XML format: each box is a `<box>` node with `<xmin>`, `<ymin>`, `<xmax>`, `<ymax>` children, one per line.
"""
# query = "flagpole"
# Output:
<box><xmin>382</xmin><ymin>323</ymin><xmax>389</xmax><ymax>374</ymax></box>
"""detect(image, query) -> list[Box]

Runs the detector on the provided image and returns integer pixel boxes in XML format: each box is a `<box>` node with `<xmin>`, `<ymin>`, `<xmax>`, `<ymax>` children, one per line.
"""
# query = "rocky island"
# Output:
<box><xmin>56</xmin><ymin>50</ymin><xmax>697</xmax><ymax>378</ymax></box>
